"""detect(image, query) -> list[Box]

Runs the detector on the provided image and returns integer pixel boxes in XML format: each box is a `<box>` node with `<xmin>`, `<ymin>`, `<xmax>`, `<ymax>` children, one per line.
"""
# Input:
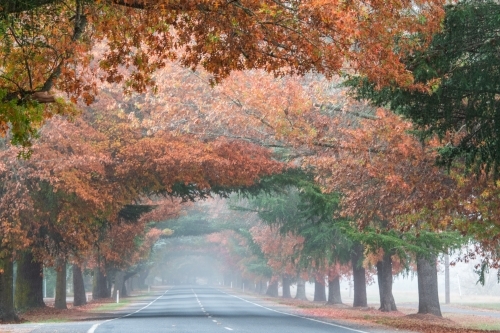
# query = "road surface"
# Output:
<box><xmin>2</xmin><ymin>286</ymin><xmax>402</xmax><ymax>333</ymax></box>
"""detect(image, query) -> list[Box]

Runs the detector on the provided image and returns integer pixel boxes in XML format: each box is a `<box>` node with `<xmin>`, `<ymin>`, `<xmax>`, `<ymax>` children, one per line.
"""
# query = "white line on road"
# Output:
<box><xmin>222</xmin><ymin>290</ymin><xmax>370</xmax><ymax>333</ymax></box>
<box><xmin>87</xmin><ymin>323</ymin><xmax>99</xmax><ymax>333</ymax></box>
<box><xmin>224</xmin><ymin>327</ymin><xmax>233</xmax><ymax>331</ymax></box>
<box><xmin>86</xmin><ymin>289</ymin><xmax>169</xmax><ymax>333</ymax></box>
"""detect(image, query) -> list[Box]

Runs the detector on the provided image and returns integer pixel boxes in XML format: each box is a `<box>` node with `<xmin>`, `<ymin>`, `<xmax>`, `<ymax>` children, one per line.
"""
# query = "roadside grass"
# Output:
<box><xmin>34</xmin><ymin>318</ymin><xmax>69</xmax><ymax>323</ymax></box>
<box><xmin>465</xmin><ymin>322</ymin><xmax>500</xmax><ymax>330</ymax></box>
<box><xmin>459</xmin><ymin>303</ymin><xmax>500</xmax><ymax>311</ymax></box>
<box><xmin>16</xmin><ymin>287</ymin><xmax>168</xmax><ymax>324</ymax></box>
<box><xmin>91</xmin><ymin>298</ymin><xmax>132</xmax><ymax>312</ymax></box>
<box><xmin>258</xmin><ymin>293</ymin><xmax>500</xmax><ymax>333</ymax></box>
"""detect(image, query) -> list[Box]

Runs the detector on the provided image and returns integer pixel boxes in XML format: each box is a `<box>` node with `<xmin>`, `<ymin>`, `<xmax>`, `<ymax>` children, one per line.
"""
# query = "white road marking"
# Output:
<box><xmin>224</xmin><ymin>327</ymin><xmax>233</xmax><ymax>331</ymax></box>
<box><xmin>221</xmin><ymin>290</ymin><xmax>370</xmax><ymax>333</ymax></box>
<box><xmin>87</xmin><ymin>324</ymin><xmax>99</xmax><ymax>333</ymax></box>
<box><xmin>86</xmin><ymin>289</ymin><xmax>169</xmax><ymax>333</ymax></box>
<box><xmin>212</xmin><ymin>320</ymin><xmax>217</xmax><ymax>323</ymax></box>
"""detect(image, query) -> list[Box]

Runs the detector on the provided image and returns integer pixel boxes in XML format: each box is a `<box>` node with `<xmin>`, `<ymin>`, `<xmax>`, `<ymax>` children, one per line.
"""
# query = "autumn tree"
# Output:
<box><xmin>0</xmin><ymin>0</ymin><xmax>446</xmax><ymax>149</ymax></box>
<box><xmin>348</xmin><ymin>0</ymin><xmax>500</xmax><ymax>178</ymax></box>
<box><xmin>0</xmin><ymin>94</ymin><xmax>282</xmax><ymax>319</ymax></box>
<box><xmin>312</xmin><ymin>108</ymin><xmax>469</xmax><ymax>315</ymax></box>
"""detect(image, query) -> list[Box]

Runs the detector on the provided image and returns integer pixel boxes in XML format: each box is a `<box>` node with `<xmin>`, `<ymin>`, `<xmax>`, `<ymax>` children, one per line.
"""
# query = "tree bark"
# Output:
<box><xmin>113</xmin><ymin>270</ymin><xmax>125</xmax><ymax>300</ymax></box>
<box><xmin>266</xmin><ymin>280</ymin><xmax>279</xmax><ymax>297</ymax></box>
<box><xmin>351</xmin><ymin>243</ymin><xmax>367</xmax><ymax>307</ymax></box>
<box><xmin>417</xmin><ymin>253</ymin><xmax>442</xmax><ymax>316</ymax></box>
<box><xmin>376</xmin><ymin>251</ymin><xmax>397</xmax><ymax>312</ymax></box>
<box><xmin>72</xmin><ymin>264</ymin><xmax>87</xmax><ymax>306</ymax></box>
<box><xmin>282</xmin><ymin>275</ymin><xmax>292</xmax><ymax>298</ymax></box>
<box><xmin>444</xmin><ymin>254</ymin><xmax>450</xmax><ymax>304</ymax></box>
<box><xmin>295</xmin><ymin>278</ymin><xmax>308</xmax><ymax>300</ymax></box>
<box><xmin>92</xmin><ymin>267</ymin><xmax>108</xmax><ymax>299</ymax></box>
<box><xmin>327</xmin><ymin>275</ymin><xmax>342</xmax><ymax>305</ymax></box>
<box><xmin>259</xmin><ymin>280</ymin><xmax>267</xmax><ymax>294</ymax></box>
<box><xmin>54</xmin><ymin>258</ymin><xmax>67</xmax><ymax>309</ymax></box>
<box><xmin>138</xmin><ymin>266</ymin><xmax>150</xmax><ymax>289</ymax></box>
<box><xmin>0</xmin><ymin>256</ymin><xmax>18</xmax><ymax>322</ymax></box>
<box><xmin>314</xmin><ymin>276</ymin><xmax>326</xmax><ymax>302</ymax></box>
<box><xmin>107</xmin><ymin>273</ymin><xmax>113</xmax><ymax>297</ymax></box>
<box><xmin>15</xmin><ymin>251</ymin><xmax>45</xmax><ymax>311</ymax></box>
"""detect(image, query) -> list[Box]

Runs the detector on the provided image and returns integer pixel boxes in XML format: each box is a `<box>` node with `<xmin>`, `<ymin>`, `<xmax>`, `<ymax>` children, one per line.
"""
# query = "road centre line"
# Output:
<box><xmin>221</xmin><ymin>290</ymin><xmax>370</xmax><ymax>333</ymax></box>
<box><xmin>86</xmin><ymin>289</ymin><xmax>169</xmax><ymax>333</ymax></box>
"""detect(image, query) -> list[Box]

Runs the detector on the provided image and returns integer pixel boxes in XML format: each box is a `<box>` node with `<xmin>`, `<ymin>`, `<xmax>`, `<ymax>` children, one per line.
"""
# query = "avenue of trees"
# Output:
<box><xmin>1</xmin><ymin>0</ymin><xmax>500</xmax><ymax>325</ymax></box>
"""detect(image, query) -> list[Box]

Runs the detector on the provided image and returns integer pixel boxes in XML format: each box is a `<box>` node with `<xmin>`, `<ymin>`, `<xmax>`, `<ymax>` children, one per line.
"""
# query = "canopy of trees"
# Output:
<box><xmin>1</xmin><ymin>0</ymin><xmax>499</xmax><ymax>326</ymax></box>
<box><xmin>0</xmin><ymin>0</ymin><xmax>445</xmax><ymax>147</ymax></box>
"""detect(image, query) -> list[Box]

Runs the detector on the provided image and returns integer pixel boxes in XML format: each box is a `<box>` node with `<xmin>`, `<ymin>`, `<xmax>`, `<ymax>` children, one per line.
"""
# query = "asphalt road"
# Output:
<box><xmin>3</xmin><ymin>286</ymin><xmax>401</xmax><ymax>333</ymax></box>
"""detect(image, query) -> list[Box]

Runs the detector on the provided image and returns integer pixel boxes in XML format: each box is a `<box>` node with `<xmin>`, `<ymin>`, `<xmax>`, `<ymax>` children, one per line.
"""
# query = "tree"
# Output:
<box><xmin>15</xmin><ymin>251</ymin><xmax>45</xmax><ymax>311</ymax></box>
<box><xmin>0</xmin><ymin>257</ymin><xmax>16</xmax><ymax>322</ymax></box>
<box><xmin>0</xmin><ymin>0</ymin><xmax>445</xmax><ymax>147</ymax></box>
<box><xmin>347</xmin><ymin>1</ymin><xmax>500</xmax><ymax>177</ymax></box>
<box><xmin>0</xmin><ymin>98</ymin><xmax>282</xmax><ymax>318</ymax></box>
<box><xmin>72</xmin><ymin>264</ymin><xmax>87</xmax><ymax>307</ymax></box>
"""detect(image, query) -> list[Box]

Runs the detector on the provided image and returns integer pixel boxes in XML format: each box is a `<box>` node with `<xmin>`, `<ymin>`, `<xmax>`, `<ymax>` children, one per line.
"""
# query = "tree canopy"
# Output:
<box><xmin>0</xmin><ymin>0</ymin><xmax>445</xmax><ymax>147</ymax></box>
<box><xmin>348</xmin><ymin>0</ymin><xmax>500</xmax><ymax>177</ymax></box>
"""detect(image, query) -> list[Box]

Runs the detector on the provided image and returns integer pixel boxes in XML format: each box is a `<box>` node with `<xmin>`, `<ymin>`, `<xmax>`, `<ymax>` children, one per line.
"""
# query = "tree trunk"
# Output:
<box><xmin>113</xmin><ymin>270</ymin><xmax>125</xmax><ymax>300</ymax></box>
<box><xmin>417</xmin><ymin>253</ymin><xmax>442</xmax><ymax>316</ymax></box>
<box><xmin>15</xmin><ymin>251</ymin><xmax>45</xmax><ymax>310</ymax></box>
<box><xmin>444</xmin><ymin>254</ymin><xmax>450</xmax><ymax>304</ymax></box>
<box><xmin>107</xmin><ymin>273</ymin><xmax>113</xmax><ymax>297</ymax></box>
<box><xmin>295</xmin><ymin>278</ymin><xmax>308</xmax><ymax>300</ymax></box>
<box><xmin>92</xmin><ymin>267</ymin><xmax>108</xmax><ymax>299</ymax></box>
<box><xmin>138</xmin><ymin>267</ymin><xmax>150</xmax><ymax>290</ymax></box>
<box><xmin>282</xmin><ymin>275</ymin><xmax>291</xmax><ymax>298</ymax></box>
<box><xmin>0</xmin><ymin>256</ymin><xmax>18</xmax><ymax>322</ymax></box>
<box><xmin>327</xmin><ymin>275</ymin><xmax>342</xmax><ymax>304</ymax></box>
<box><xmin>266</xmin><ymin>280</ymin><xmax>279</xmax><ymax>297</ymax></box>
<box><xmin>224</xmin><ymin>273</ymin><xmax>231</xmax><ymax>286</ymax></box>
<box><xmin>72</xmin><ymin>264</ymin><xmax>86</xmax><ymax>306</ymax></box>
<box><xmin>259</xmin><ymin>280</ymin><xmax>267</xmax><ymax>294</ymax></box>
<box><xmin>351</xmin><ymin>243</ymin><xmax>367</xmax><ymax>307</ymax></box>
<box><xmin>314</xmin><ymin>276</ymin><xmax>326</xmax><ymax>302</ymax></box>
<box><xmin>54</xmin><ymin>258</ymin><xmax>67</xmax><ymax>309</ymax></box>
<box><xmin>376</xmin><ymin>251</ymin><xmax>397</xmax><ymax>312</ymax></box>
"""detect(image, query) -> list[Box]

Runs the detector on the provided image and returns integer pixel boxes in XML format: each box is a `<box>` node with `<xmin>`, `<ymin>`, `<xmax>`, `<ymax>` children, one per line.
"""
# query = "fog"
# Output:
<box><xmin>147</xmin><ymin>197</ymin><xmax>500</xmax><ymax>307</ymax></box>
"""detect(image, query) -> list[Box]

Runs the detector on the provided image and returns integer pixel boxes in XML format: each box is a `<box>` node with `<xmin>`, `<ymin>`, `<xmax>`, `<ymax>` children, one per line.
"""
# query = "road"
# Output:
<box><xmin>2</xmin><ymin>286</ymin><xmax>401</xmax><ymax>333</ymax></box>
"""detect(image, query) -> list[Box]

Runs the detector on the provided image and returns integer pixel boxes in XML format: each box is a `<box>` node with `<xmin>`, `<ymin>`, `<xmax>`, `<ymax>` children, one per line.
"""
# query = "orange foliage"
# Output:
<box><xmin>312</xmin><ymin>109</ymin><xmax>455</xmax><ymax>229</ymax></box>
<box><xmin>1</xmin><ymin>0</ymin><xmax>445</xmax><ymax>148</ymax></box>
<box><xmin>251</xmin><ymin>223</ymin><xmax>304</xmax><ymax>277</ymax></box>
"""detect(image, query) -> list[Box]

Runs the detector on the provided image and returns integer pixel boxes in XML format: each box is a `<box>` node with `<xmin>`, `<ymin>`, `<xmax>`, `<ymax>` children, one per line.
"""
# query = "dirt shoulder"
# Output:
<box><xmin>10</xmin><ymin>291</ymin><xmax>157</xmax><ymax>324</ymax></box>
<box><xmin>261</xmin><ymin>297</ymin><xmax>500</xmax><ymax>333</ymax></box>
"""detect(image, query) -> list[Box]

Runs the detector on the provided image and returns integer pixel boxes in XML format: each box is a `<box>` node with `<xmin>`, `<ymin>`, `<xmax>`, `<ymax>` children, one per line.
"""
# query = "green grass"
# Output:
<box><xmin>460</xmin><ymin>303</ymin><xmax>500</xmax><ymax>311</ymax></box>
<box><xmin>36</xmin><ymin>318</ymin><xmax>69</xmax><ymax>323</ymax></box>
<box><xmin>464</xmin><ymin>322</ymin><xmax>500</xmax><ymax>330</ymax></box>
<box><xmin>92</xmin><ymin>298</ymin><xmax>132</xmax><ymax>312</ymax></box>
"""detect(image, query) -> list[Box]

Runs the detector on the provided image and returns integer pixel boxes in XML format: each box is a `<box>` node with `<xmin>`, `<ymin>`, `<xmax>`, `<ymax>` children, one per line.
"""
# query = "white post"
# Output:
<box><xmin>43</xmin><ymin>275</ymin><xmax>47</xmax><ymax>298</ymax></box>
<box><xmin>117</xmin><ymin>290</ymin><xmax>120</xmax><ymax>303</ymax></box>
